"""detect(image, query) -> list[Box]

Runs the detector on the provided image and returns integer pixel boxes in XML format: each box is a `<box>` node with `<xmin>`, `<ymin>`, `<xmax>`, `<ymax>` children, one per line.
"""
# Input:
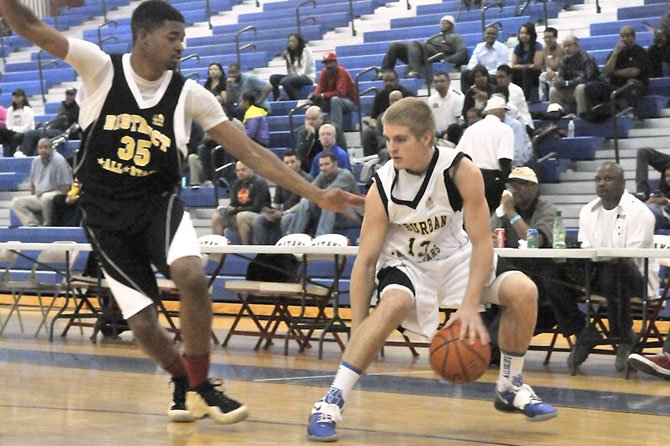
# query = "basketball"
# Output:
<box><xmin>429</xmin><ymin>322</ymin><xmax>491</xmax><ymax>384</ymax></box>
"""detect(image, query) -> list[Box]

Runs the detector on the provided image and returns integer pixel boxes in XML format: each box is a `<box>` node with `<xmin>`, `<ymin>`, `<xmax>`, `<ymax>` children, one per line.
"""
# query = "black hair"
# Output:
<box><xmin>518</xmin><ymin>22</ymin><xmax>538</xmax><ymax>61</ymax></box>
<box><xmin>286</xmin><ymin>33</ymin><xmax>306</xmax><ymax>67</ymax></box>
<box><xmin>283</xmin><ymin>150</ymin><xmax>299</xmax><ymax>159</ymax></box>
<box><xmin>204</xmin><ymin>62</ymin><xmax>226</xmax><ymax>95</ymax></box>
<box><xmin>11</xmin><ymin>92</ymin><xmax>30</xmax><ymax>109</ymax></box>
<box><xmin>321</xmin><ymin>153</ymin><xmax>338</xmax><ymax>164</ymax></box>
<box><xmin>545</xmin><ymin>27</ymin><xmax>558</xmax><ymax>38</ymax></box>
<box><xmin>241</xmin><ymin>92</ymin><xmax>257</xmax><ymax>105</ymax></box>
<box><xmin>131</xmin><ymin>0</ymin><xmax>185</xmax><ymax>44</ymax></box>
<box><xmin>433</xmin><ymin>70</ymin><xmax>450</xmax><ymax>79</ymax></box>
<box><xmin>471</xmin><ymin>64</ymin><xmax>490</xmax><ymax>81</ymax></box>
<box><xmin>493</xmin><ymin>85</ymin><xmax>509</xmax><ymax>102</ymax></box>
<box><xmin>496</xmin><ymin>64</ymin><xmax>513</xmax><ymax>76</ymax></box>
<box><xmin>660</xmin><ymin>163</ymin><xmax>670</xmax><ymax>195</ymax></box>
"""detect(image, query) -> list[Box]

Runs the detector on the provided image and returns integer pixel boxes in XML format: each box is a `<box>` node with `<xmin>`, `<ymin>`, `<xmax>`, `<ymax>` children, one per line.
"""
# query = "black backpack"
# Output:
<box><xmin>245</xmin><ymin>254</ymin><xmax>299</xmax><ymax>282</ymax></box>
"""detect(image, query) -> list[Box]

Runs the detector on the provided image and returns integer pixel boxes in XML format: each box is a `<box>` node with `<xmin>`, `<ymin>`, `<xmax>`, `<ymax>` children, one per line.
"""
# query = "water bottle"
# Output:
<box><xmin>553</xmin><ymin>210</ymin><xmax>566</xmax><ymax>249</ymax></box>
<box><xmin>567</xmin><ymin>119</ymin><xmax>575</xmax><ymax>138</ymax></box>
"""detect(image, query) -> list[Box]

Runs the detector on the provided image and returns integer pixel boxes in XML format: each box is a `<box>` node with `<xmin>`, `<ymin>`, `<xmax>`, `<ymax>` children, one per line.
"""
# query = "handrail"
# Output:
<box><xmin>296</xmin><ymin>0</ymin><xmax>316</xmax><ymax>35</ymax></box>
<box><xmin>97</xmin><ymin>20</ymin><xmax>117</xmax><ymax>48</ymax></box>
<box><xmin>288</xmin><ymin>101</ymin><xmax>312</xmax><ymax>148</ymax></box>
<box><xmin>516</xmin><ymin>0</ymin><xmax>547</xmax><ymax>25</ymax></box>
<box><xmin>406</xmin><ymin>0</ymin><xmax>411</xmax><ymax>10</ymax></box>
<box><xmin>481</xmin><ymin>1</ymin><xmax>503</xmax><ymax>34</ymax></box>
<box><xmin>607</xmin><ymin>80</ymin><xmax>638</xmax><ymax>164</ymax></box>
<box><xmin>357</xmin><ymin>86</ymin><xmax>378</xmax><ymax>145</ymax></box>
<box><xmin>179</xmin><ymin>53</ymin><xmax>201</xmax><ymax>73</ymax></box>
<box><xmin>298</xmin><ymin>16</ymin><xmax>317</xmax><ymax>36</ymax></box>
<box><xmin>211</xmin><ymin>147</ymin><xmax>236</xmax><ymax>206</ymax></box>
<box><xmin>99</xmin><ymin>35</ymin><xmax>118</xmax><ymax>49</ymax></box>
<box><xmin>425</xmin><ymin>51</ymin><xmax>445</xmax><ymax>96</ymax></box>
<box><xmin>185</xmin><ymin>72</ymin><xmax>201</xmax><ymax>81</ymax></box>
<box><xmin>530</xmin><ymin>123</ymin><xmax>559</xmax><ymax>160</ymax></box>
<box><xmin>205</xmin><ymin>0</ymin><xmax>213</xmax><ymax>30</ymax></box>
<box><xmin>235</xmin><ymin>26</ymin><xmax>257</xmax><ymax>70</ymax></box>
<box><xmin>355</xmin><ymin>66</ymin><xmax>380</xmax><ymax>144</ymax></box>
<box><xmin>101</xmin><ymin>0</ymin><xmax>109</xmax><ymax>24</ymax></box>
<box><xmin>53</xmin><ymin>5</ymin><xmax>70</xmax><ymax>31</ymax></box>
<box><xmin>347</xmin><ymin>0</ymin><xmax>357</xmax><ymax>36</ymax></box>
<box><xmin>37</xmin><ymin>50</ymin><xmax>60</xmax><ymax>103</ymax></box>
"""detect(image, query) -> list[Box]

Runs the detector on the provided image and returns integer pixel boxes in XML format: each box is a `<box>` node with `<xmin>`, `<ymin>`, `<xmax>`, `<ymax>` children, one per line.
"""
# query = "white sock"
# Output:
<box><xmin>497</xmin><ymin>350</ymin><xmax>526</xmax><ymax>390</ymax></box>
<box><xmin>323</xmin><ymin>361</ymin><xmax>362</xmax><ymax>408</ymax></box>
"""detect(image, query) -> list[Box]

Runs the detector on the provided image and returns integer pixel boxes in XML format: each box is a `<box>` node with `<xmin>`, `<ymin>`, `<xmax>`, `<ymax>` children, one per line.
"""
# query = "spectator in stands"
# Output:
<box><xmin>510</xmin><ymin>22</ymin><xmax>543</xmax><ymax>100</ymax></box>
<box><xmin>362</xmin><ymin>89</ymin><xmax>404</xmax><ymax>157</ymax></box>
<box><xmin>225</xmin><ymin>63</ymin><xmax>272</xmax><ymax>120</ymax></box>
<box><xmin>187</xmin><ymin>118</ymin><xmax>245</xmax><ymax>186</ymax></box>
<box><xmin>466</xmin><ymin>107</ymin><xmax>483</xmax><ymax>126</ymax></box>
<box><xmin>549</xmin><ymin>35</ymin><xmax>599</xmax><ymax>117</ymax></box>
<box><xmin>51</xmin><ymin>177</ymin><xmax>81</xmax><ymax>227</ymax></box>
<box><xmin>648</xmin><ymin>27</ymin><xmax>670</xmax><ymax>78</ymax></box>
<box><xmin>0</xmin><ymin>88</ymin><xmax>35</xmax><ymax>157</ymax></box>
<box><xmin>0</xmin><ymin>104</ymin><xmax>7</xmax><ymax>128</ymax></box>
<box><xmin>559</xmin><ymin>162</ymin><xmax>658</xmax><ymax>371</ymax></box>
<box><xmin>456</xmin><ymin>95</ymin><xmax>514</xmax><ymax>213</ymax></box>
<box><xmin>539</xmin><ymin>27</ymin><xmax>563</xmax><ymax>102</ymax></box>
<box><xmin>583</xmin><ymin>26</ymin><xmax>650</xmax><ymax>123</ymax></box>
<box><xmin>427</xmin><ymin>71</ymin><xmax>464</xmax><ymax>138</ymax></box>
<box><xmin>492</xmin><ymin>89</ymin><xmax>532</xmax><ymax>166</ymax></box>
<box><xmin>17</xmin><ymin>87</ymin><xmax>79</xmax><ymax>157</ymax></box>
<box><xmin>461</xmin><ymin>64</ymin><xmax>492</xmax><ymax>116</ymax></box>
<box><xmin>487</xmin><ymin>167</ymin><xmax>559</xmax><ymax>362</ymax></box>
<box><xmin>308</xmin><ymin>52</ymin><xmax>358</xmax><ymax>128</ymax></box>
<box><xmin>310</xmin><ymin>123</ymin><xmax>350</xmax><ymax>177</ymax></box>
<box><xmin>643</xmin><ymin>163</ymin><xmax>670</xmax><ymax>230</ymax></box>
<box><xmin>295</xmin><ymin>105</ymin><xmax>347</xmax><ymax>172</ymax></box>
<box><xmin>495</xmin><ymin>64</ymin><xmax>533</xmax><ymax>130</ymax></box>
<box><xmin>269</xmin><ymin>33</ymin><xmax>315</xmax><ymax>101</ymax></box>
<box><xmin>628</xmin><ymin>334</ymin><xmax>670</xmax><ymax>379</ymax></box>
<box><xmin>362</xmin><ymin>70</ymin><xmax>414</xmax><ymax>156</ymax></box>
<box><xmin>204</xmin><ymin>62</ymin><xmax>227</xmax><ymax>107</ymax></box>
<box><xmin>239</xmin><ymin>93</ymin><xmax>269</xmax><ymax>147</ymax></box>
<box><xmin>636</xmin><ymin>147</ymin><xmax>670</xmax><ymax>200</ymax></box>
<box><xmin>461</xmin><ymin>26</ymin><xmax>509</xmax><ymax>91</ymax></box>
<box><xmin>11</xmin><ymin>137</ymin><xmax>72</xmax><ymax>226</ymax></box>
<box><xmin>286</xmin><ymin>153</ymin><xmax>361</xmax><ymax>236</ymax></box>
<box><xmin>252</xmin><ymin>151</ymin><xmax>313</xmax><ymax>245</ymax></box>
<box><xmin>211</xmin><ymin>161</ymin><xmax>271</xmax><ymax>245</ymax></box>
<box><xmin>380</xmin><ymin>15</ymin><xmax>467</xmax><ymax>78</ymax></box>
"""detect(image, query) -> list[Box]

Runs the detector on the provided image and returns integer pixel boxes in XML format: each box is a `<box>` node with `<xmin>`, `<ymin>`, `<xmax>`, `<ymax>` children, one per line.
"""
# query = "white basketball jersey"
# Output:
<box><xmin>374</xmin><ymin>147</ymin><xmax>470</xmax><ymax>267</ymax></box>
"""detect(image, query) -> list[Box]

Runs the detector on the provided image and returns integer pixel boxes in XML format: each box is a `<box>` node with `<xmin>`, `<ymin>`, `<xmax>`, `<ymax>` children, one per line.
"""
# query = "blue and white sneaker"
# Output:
<box><xmin>494</xmin><ymin>375</ymin><xmax>557</xmax><ymax>421</ymax></box>
<box><xmin>306</xmin><ymin>400</ymin><xmax>342</xmax><ymax>442</ymax></box>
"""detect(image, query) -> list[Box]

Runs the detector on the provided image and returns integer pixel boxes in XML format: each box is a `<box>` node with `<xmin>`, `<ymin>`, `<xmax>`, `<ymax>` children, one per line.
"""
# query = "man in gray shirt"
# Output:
<box><xmin>11</xmin><ymin>137</ymin><xmax>72</xmax><ymax>226</ymax></box>
<box><xmin>286</xmin><ymin>153</ymin><xmax>361</xmax><ymax>236</ymax></box>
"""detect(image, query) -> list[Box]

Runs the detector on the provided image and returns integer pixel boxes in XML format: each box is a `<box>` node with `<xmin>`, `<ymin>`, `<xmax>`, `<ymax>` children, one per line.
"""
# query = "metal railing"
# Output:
<box><xmin>481</xmin><ymin>2</ymin><xmax>503</xmax><ymax>34</ymax></box>
<box><xmin>605</xmin><ymin>81</ymin><xmax>639</xmax><ymax>164</ymax></box>
<box><xmin>101</xmin><ymin>0</ymin><xmax>109</xmax><ymax>24</ymax></box>
<box><xmin>37</xmin><ymin>50</ymin><xmax>59</xmax><ymax>103</ymax></box>
<box><xmin>97</xmin><ymin>20</ymin><xmax>118</xmax><ymax>48</ymax></box>
<box><xmin>53</xmin><ymin>5</ymin><xmax>70</xmax><ymax>31</ymax></box>
<box><xmin>288</xmin><ymin>101</ymin><xmax>312</xmax><ymax>148</ymax></box>
<box><xmin>347</xmin><ymin>0</ymin><xmax>357</xmax><ymax>36</ymax></box>
<box><xmin>235</xmin><ymin>26</ymin><xmax>257</xmax><ymax>70</ymax></box>
<box><xmin>179</xmin><ymin>54</ymin><xmax>201</xmax><ymax>73</ymax></box>
<box><xmin>516</xmin><ymin>0</ymin><xmax>548</xmax><ymax>24</ymax></box>
<box><xmin>354</xmin><ymin>66</ymin><xmax>380</xmax><ymax>144</ymax></box>
<box><xmin>205</xmin><ymin>0</ymin><xmax>213</xmax><ymax>30</ymax></box>
<box><xmin>296</xmin><ymin>0</ymin><xmax>316</xmax><ymax>35</ymax></box>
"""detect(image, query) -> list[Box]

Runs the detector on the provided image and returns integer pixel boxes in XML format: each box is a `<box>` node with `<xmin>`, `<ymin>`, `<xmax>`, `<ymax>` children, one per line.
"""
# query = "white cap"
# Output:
<box><xmin>547</xmin><ymin>103</ymin><xmax>563</xmax><ymax>113</ymax></box>
<box><xmin>483</xmin><ymin>95</ymin><xmax>509</xmax><ymax>112</ymax></box>
<box><xmin>441</xmin><ymin>15</ymin><xmax>455</xmax><ymax>26</ymax></box>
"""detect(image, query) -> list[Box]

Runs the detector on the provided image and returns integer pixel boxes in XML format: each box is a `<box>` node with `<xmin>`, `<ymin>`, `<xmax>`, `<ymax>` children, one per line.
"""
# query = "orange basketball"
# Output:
<box><xmin>429</xmin><ymin>322</ymin><xmax>491</xmax><ymax>384</ymax></box>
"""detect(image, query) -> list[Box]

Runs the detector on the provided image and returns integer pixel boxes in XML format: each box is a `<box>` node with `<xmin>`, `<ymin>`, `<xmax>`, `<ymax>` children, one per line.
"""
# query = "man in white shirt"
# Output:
<box><xmin>495</xmin><ymin>64</ymin><xmax>533</xmax><ymax>129</ymax></box>
<box><xmin>563</xmin><ymin>162</ymin><xmax>658</xmax><ymax>372</ymax></box>
<box><xmin>456</xmin><ymin>95</ymin><xmax>514</xmax><ymax>213</ymax></box>
<box><xmin>461</xmin><ymin>26</ymin><xmax>510</xmax><ymax>91</ymax></box>
<box><xmin>426</xmin><ymin>71</ymin><xmax>464</xmax><ymax>137</ymax></box>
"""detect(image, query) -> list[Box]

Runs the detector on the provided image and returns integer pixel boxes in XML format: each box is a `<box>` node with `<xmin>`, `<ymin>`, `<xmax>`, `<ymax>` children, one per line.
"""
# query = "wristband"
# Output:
<box><xmin>510</xmin><ymin>214</ymin><xmax>522</xmax><ymax>225</ymax></box>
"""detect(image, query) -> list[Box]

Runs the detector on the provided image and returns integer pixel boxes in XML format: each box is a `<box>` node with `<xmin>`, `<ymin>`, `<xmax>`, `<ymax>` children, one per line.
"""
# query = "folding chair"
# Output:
<box><xmin>222</xmin><ymin>233</ymin><xmax>313</xmax><ymax>350</ymax></box>
<box><xmin>0</xmin><ymin>245</ymin><xmax>20</xmax><ymax>332</ymax></box>
<box><xmin>284</xmin><ymin>233</ymin><xmax>351</xmax><ymax>359</ymax></box>
<box><xmin>0</xmin><ymin>241</ymin><xmax>79</xmax><ymax>337</ymax></box>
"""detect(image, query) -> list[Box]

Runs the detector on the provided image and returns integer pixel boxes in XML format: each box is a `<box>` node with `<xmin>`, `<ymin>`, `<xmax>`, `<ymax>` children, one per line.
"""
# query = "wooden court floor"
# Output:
<box><xmin>0</xmin><ymin>308</ymin><xmax>668</xmax><ymax>446</ymax></box>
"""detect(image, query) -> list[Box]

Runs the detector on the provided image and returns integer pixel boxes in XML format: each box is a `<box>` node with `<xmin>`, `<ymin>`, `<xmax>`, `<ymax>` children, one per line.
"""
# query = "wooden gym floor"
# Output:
<box><xmin>0</xmin><ymin>305</ymin><xmax>668</xmax><ymax>446</ymax></box>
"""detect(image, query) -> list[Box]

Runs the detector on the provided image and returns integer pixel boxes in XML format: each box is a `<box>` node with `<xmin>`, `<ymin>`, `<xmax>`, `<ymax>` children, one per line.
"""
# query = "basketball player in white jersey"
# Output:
<box><xmin>307</xmin><ymin>98</ymin><xmax>557</xmax><ymax>442</ymax></box>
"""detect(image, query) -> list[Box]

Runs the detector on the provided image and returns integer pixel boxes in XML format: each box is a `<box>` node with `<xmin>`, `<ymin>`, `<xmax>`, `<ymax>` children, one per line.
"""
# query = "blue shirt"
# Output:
<box><xmin>513</xmin><ymin>41</ymin><xmax>543</xmax><ymax>65</ymax></box>
<box><xmin>228</xmin><ymin>73</ymin><xmax>271</xmax><ymax>113</ymax></box>
<box><xmin>30</xmin><ymin>151</ymin><xmax>72</xmax><ymax>197</ymax></box>
<box><xmin>310</xmin><ymin>146</ymin><xmax>350</xmax><ymax>177</ymax></box>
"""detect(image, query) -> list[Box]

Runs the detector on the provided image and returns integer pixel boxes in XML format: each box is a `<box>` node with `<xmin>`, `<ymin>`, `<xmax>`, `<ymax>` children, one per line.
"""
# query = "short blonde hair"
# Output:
<box><xmin>382</xmin><ymin>97</ymin><xmax>435</xmax><ymax>141</ymax></box>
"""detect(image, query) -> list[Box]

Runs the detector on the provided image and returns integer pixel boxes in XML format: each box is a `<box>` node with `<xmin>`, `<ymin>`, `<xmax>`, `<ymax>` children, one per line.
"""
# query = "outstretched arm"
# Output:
<box><xmin>207</xmin><ymin>121</ymin><xmax>365</xmax><ymax>214</ymax></box>
<box><xmin>0</xmin><ymin>1</ymin><xmax>69</xmax><ymax>59</ymax></box>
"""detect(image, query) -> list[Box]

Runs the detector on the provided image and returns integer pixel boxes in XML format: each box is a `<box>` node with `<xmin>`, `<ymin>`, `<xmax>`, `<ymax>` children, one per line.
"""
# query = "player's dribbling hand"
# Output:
<box><xmin>445</xmin><ymin>307</ymin><xmax>490</xmax><ymax>346</ymax></box>
<box><xmin>314</xmin><ymin>188</ymin><xmax>365</xmax><ymax>218</ymax></box>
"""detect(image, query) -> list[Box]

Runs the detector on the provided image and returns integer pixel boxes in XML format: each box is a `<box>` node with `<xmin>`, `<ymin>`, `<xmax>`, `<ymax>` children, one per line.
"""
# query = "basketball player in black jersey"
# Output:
<box><xmin>0</xmin><ymin>0</ymin><xmax>363</xmax><ymax>425</ymax></box>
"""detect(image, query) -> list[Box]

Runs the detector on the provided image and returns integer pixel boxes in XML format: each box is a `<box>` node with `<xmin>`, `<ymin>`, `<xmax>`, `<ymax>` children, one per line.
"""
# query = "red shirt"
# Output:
<box><xmin>315</xmin><ymin>65</ymin><xmax>358</xmax><ymax>103</ymax></box>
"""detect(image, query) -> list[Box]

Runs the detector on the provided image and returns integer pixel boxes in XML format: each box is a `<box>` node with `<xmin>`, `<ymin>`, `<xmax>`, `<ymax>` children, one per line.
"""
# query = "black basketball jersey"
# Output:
<box><xmin>75</xmin><ymin>55</ymin><xmax>186</xmax><ymax>200</ymax></box>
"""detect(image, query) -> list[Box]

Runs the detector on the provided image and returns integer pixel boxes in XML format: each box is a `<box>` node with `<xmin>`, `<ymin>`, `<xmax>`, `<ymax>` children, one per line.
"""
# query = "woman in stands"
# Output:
<box><xmin>269</xmin><ymin>33</ymin><xmax>315</xmax><ymax>101</ymax></box>
<box><xmin>0</xmin><ymin>88</ymin><xmax>35</xmax><ymax>157</ymax></box>
<box><xmin>204</xmin><ymin>62</ymin><xmax>228</xmax><ymax>107</ymax></box>
<box><xmin>461</xmin><ymin>64</ymin><xmax>492</xmax><ymax>117</ymax></box>
<box><xmin>646</xmin><ymin>163</ymin><xmax>670</xmax><ymax>230</ymax></box>
<box><xmin>511</xmin><ymin>22</ymin><xmax>543</xmax><ymax>100</ymax></box>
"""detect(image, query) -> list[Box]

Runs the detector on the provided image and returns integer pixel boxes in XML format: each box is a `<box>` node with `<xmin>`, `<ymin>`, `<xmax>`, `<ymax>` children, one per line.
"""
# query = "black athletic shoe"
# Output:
<box><xmin>186</xmin><ymin>379</ymin><xmax>249</xmax><ymax>424</ymax></box>
<box><xmin>168</xmin><ymin>376</ymin><xmax>197</xmax><ymax>422</ymax></box>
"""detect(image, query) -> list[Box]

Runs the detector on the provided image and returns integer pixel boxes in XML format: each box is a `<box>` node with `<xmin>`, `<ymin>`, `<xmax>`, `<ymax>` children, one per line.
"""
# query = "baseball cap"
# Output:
<box><xmin>507</xmin><ymin>167</ymin><xmax>538</xmax><ymax>184</ymax></box>
<box><xmin>483</xmin><ymin>95</ymin><xmax>509</xmax><ymax>112</ymax></box>
<box><xmin>322</xmin><ymin>52</ymin><xmax>337</xmax><ymax>63</ymax></box>
<box><xmin>12</xmin><ymin>88</ymin><xmax>25</xmax><ymax>96</ymax></box>
<box><xmin>546</xmin><ymin>102</ymin><xmax>563</xmax><ymax>113</ymax></box>
<box><xmin>65</xmin><ymin>87</ymin><xmax>77</xmax><ymax>95</ymax></box>
<box><xmin>441</xmin><ymin>15</ymin><xmax>455</xmax><ymax>26</ymax></box>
